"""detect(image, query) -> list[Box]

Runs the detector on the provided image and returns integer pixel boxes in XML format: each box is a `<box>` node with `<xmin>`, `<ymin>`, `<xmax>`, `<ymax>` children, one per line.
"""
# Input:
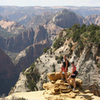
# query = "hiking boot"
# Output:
<box><xmin>68</xmin><ymin>85</ymin><xmax>71</xmax><ymax>89</ymax></box>
<box><xmin>61</xmin><ymin>78</ymin><xmax>65</xmax><ymax>81</ymax></box>
<box><xmin>72</xmin><ymin>88</ymin><xmax>75</xmax><ymax>91</ymax></box>
<box><xmin>64</xmin><ymin>80</ymin><xmax>67</xmax><ymax>83</ymax></box>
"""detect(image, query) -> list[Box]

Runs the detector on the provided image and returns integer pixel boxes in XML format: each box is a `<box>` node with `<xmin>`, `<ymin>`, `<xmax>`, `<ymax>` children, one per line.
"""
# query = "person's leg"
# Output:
<box><xmin>67</xmin><ymin>77</ymin><xmax>71</xmax><ymax>88</ymax></box>
<box><xmin>73</xmin><ymin>78</ymin><xmax>76</xmax><ymax>90</ymax></box>
<box><xmin>65</xmin><ymin>72</ymin><xmax>67</xmax><ymax>81</ymax></box>
<box><xmin>61</xmin><ymin>72</ymin><xmax>65</xmax><ymax>80</ymax></box>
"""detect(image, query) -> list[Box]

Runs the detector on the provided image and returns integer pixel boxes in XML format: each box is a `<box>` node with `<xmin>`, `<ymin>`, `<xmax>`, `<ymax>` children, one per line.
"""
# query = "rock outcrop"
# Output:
<box><xmin>42</xmin><ymin>72</ymin><xmax>93</xmax><ymax>100</ymax></box>
<box><xmin>11</xmin><ymin>25</ymin><xmax>100</xmax><ymax>96</ymax></box>
<box><xmin>5</xmin><ymin>72</ymin><xmax>100</xmax><ymax>100</ymax></box>
<box><xmin>76</xmin><ymin>46</ymin><xmax>100</xmax><ymax>87</ymax></box>
<box><xmin>9</xmin><ymin>72</ymin><xmax>30</xmax><ymax>94</ymax></box>
<box><xmin>3</xmin><ymin>90</ymin><xmax>100</xmax><ymax>100</ymax></box>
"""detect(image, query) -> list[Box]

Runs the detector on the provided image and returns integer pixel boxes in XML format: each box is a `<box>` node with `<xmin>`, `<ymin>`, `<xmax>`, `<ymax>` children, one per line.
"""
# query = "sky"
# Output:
<box><xmin>0</xmin><ymin>0</ymin><xmax>100</xmax><ymax>7</ymax></box>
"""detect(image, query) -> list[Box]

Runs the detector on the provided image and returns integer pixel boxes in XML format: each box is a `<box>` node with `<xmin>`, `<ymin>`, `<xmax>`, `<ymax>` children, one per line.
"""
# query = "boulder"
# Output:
<box><xmin>55</xmin><ymin>72</ymin><xmax>62</xmax><ymax>79</ymax></box>
<box><xmin>67</xmin><ymin>92</ymin><xmax>77</xmax><ymax>98</ymax></box>
<box><xmin>47</xmin><ymin>72</ymin><xmax>71</xmax><ymax>81</ymax></box>
<box><xmin>55</xmin><ymin>80</ymin><xmax>65</xmax><ymax>85</ymax></box>
<box><xmin>47</xmin><ymin>72</ymin><xmax>61</xmax><ymax>81</ymax></box>
<box><xmin>61</xmin><ymin>89</ymin><xmax>71</xmax><ymax>93</ymax></box>
<box><xmin>54</xmin><ymin>88</ymin><xmax>60</xmax><ymax>92</ymax></box>
<box><xmin>69</xmin><ymin>78</ymin><xmax>82</xmax><ymax>88</ymax></box>
<box><xmin>75</xmin><ymin>78</ymin><xmax>82</xmax><ymax>84</ymax></box>
<box><xmin>64</xmin><ymin>83</ymin><xmax>69</xmax><ymax>86</ymax></box>
<box><xmin>50</xmin><ymin>88</ymin><xmax>60</xmax><ymax>95</ymax></box>
<box><xmin>73</xmin><ymin>89</ymin><xmax>79</xmax><ymax>93</ymax></box>
<box><xmin>60</xmin><ymin>92</ymin><xmax>77</xmax><ymax>98</ymax></box>
<box><xmin>59</xmin><ymin>85</ymin><xmax>67</xmax><ymax>90</ymax></box>
<box><xmin>84</xmin><ymin>90</ymin><xmax>91</xmax><ymax>93</ymax></box>
<box><xmin>43</xmin><ymin>72</ymin><xmax>98</xmax><ymax>100</ymax></box>
<box><xmin>43</xmin><ymin>82</ymin><xmax>54</xmax><ymax>90</ymax></box>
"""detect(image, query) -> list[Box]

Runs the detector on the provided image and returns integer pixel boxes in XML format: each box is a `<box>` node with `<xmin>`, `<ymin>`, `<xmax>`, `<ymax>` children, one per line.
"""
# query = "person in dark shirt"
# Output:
<box><xmin>60</xmin><ymin>55</ymin><xmax>69</xmax><ymax>81</ymax></box>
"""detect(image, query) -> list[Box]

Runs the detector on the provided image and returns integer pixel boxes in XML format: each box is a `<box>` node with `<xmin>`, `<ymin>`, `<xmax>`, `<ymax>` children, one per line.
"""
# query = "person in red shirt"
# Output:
<box><xmin>68</xmin><ymin>61</ymin><xmax>78</xmax><ymax>91</ymax></box>
<box><xmin>60</xmin><ymin>55</ymin><xmax>69</xmax><ymax>81</ymax></box>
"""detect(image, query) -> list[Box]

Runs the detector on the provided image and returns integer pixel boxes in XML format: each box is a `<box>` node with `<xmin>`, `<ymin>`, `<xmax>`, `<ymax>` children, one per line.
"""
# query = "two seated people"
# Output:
<box><xmin>60</xmin><ymin>55</ymin><xmax>78</xmax><ymax>91</ymax></box>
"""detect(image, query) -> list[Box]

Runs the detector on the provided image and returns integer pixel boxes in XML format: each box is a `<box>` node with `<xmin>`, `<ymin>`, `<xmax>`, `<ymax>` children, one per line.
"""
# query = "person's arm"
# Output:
<box><xmin>60</xmin><ymin>66</ymin><xmax>63</xmax><ymax>74</ymax></box>
<box><xmin>60</xmin><ymin>69</ymin><xmax>62</xmax><ymax>74</ymax></box>
<box><xmin>66</xmin><ymin>60</ymin><xmax>68</xmax><ymax>67</ymax></box>
<box><xmin>65</xmin><ymin>60</ymin><xmax>68</xmax><ymax>72</ymax></box>
<box><xmin>65</xmin><ymin>66</ymin><xmax>67</xmax><ymax>72</ymax></box>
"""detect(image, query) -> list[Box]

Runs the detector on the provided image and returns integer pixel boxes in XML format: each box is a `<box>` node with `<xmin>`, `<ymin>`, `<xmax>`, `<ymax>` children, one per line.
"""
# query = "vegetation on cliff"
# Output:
<box><xmin>53</xmin><ymin>24</ymin><xmax>100</xmax><ymax>50</ymax></box>
<box><xmin>24</xmin><ymin>63</ymin><xmax>40</xmax><ymax>91</ymax></box>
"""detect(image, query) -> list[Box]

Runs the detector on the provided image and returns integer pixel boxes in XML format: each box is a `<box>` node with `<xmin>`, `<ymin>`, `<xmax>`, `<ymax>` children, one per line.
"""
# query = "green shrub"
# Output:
<box><xmin>55</xmin><ymin>55</ymin><xmax>63</xmax><ymax>63</ymax></box>
<box><xmin>53</xmin><ymin>37</ymin><xmax>65</xmax><ymax>50</ymax></box>
<box><xmin>43</xmin><ymin>47</ymin><xmax>49</xmax><ymax>53</ymax></box>
<box><xmin>71</xmin><ymin>24</ymin><xmax>100</xmax><ymax>46</ymax></box>
<box><xmin>55</xmin><ymin>56</ymin><xmax>59</xmax><ymax>60</ymax></box>
<box><xmin>17</xmin><ymin>98</ymin><xmax>26</xmax><ymax>100</ymax></box>
<box><xmin>26</xmin><ymin>66</ymin><xmax>40</xmax><ymax>91</ymax></box>
<box><xmin>69</xmin><ymin>43</ymin><xmax>73</xmax><ymax>48</ymax></box>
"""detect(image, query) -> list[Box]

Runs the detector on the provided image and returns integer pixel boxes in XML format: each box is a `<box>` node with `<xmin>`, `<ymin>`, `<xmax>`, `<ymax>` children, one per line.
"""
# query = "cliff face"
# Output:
<box><xmin>70</xmin><ymin>45</ymin><xmax>100</xmax><ymax>87</ymax></box>
<box><xmin>0</xmin><ymin>25</ymin><xmax>51</xmax><ymax>95</ymax></box>
<box><xmin>13</xmin><ymin>25</ymin><xmax>50</xmax><ymax>72</ymax></box>
<box><xmin>15</xmin><ymin>39</ymin><xmax>50</xmax><ymax>72</ymax></box>
<box><xmin>0</xmin><ymin>25</ymin><xmax>49</xmax><ymax>52</ymax></box>
<box><xmin>0</xmin><ymin>36</ymin><xmax>6</xmax><ymax>49</ymax></box>
<box><xmin>51</xmin><ymin>9</ymin><xmax>83</xmax><ymax>28</ymax></box>
<box><xmin>84</xmin><ymin>15</ymin><xmax>100</xmax><ymax>26</ymax></box>
<box><xmin>77</xmin><ymin>46</ymin><xmax>100</xmax><ymax>86</ymax></box>
<box><xmin>6</xmin><ymin>28</ymin><xmax>35</xmax><ymax>52</ymax></box>
<box><xmin>0</xmin><ymin>28</ymin><xmax>34</xmax><ymax>52</ymax></box>
<box><xmin>11</xmin><ymin>25</ymin><xmax>100</xmax><ymax>94</ymax></box>
<box><xmin>0</xmin><ymin>48</ymin><xmax>17</xmax><ymax>95</ymax></box>
<box><xmin>0</xmin><ymin>20</ymin><xmax>25</xmax><ymax>34</ymax></box>
<box><xmin>34</xmin><ymin>25</ymin><xmax>48</xmax><ymax>43</ymax></box>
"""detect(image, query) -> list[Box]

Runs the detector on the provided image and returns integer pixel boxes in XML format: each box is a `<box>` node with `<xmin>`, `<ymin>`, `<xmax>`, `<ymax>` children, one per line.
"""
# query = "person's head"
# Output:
<box><xmin>64</xmin><ymin>55</ymin><xmax>67</xmax><ymax>60</ymax></box>
<box><xmin>71</xmin><ymin>61</ymin><xmax>74</xmax><ymax>66</ymax></box>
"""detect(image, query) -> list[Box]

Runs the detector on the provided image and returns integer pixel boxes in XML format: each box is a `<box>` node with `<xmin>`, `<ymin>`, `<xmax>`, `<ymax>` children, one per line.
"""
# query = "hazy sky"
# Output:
<box><xmin>0</xmin><ymin>0</ymin><xmax>100</xmax><ymax>7</ymax></box>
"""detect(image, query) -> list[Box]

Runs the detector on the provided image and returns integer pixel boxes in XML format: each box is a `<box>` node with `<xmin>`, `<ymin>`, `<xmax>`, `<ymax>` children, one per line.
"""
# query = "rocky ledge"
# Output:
<box><xmin>3</xmin><ymin>72</ymin><xmax>100</xmax><ymax>100</ymax></box>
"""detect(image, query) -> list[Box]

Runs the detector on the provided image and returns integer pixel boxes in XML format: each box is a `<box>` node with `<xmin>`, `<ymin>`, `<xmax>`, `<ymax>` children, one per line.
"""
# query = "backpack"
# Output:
<box><xmin>63</xmin><ymin>62</ymin><xmax>66</xmax><ymax>68</ymax></box>
<box><xmin>63</xmin><ymin>60</ymin><xmax>70</xmax><ymax>67</ymax></box>
<box><xmin>67</xmin><ymin>61</ymin><xmax>70</xmax><ymax>67</ymax></box>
